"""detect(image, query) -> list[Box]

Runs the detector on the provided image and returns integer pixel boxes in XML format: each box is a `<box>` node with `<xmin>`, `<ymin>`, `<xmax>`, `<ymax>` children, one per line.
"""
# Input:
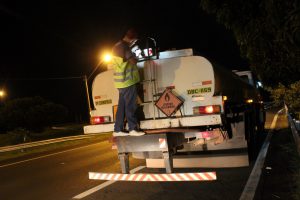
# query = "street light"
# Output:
<box><xmin>0</xmin><ymin>90</ymin><xmax>5</xmax><ymax>98</ymax></box>
<box><xmin>103</xmin><ymin>53</ymin><xmax>112</xmax><ymax>63</ymax></box>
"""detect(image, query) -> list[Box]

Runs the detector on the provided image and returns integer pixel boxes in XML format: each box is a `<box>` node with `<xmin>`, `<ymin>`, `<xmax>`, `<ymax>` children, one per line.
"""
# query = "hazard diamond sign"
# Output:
<box><xmin>155</xmin><ymin>89</ymin><xmax>183</xmax><ymax>117</ymax></box>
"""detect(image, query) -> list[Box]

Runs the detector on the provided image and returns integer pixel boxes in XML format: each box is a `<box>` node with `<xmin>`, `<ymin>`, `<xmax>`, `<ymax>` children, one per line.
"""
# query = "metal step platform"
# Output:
<box><xmin>115</xmin><ymin>131</ymin><xmax>185</xmax><ymax>174</ymax></box>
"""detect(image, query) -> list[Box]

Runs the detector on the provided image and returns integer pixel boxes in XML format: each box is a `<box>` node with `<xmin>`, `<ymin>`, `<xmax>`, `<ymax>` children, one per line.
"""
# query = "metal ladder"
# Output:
<box><xmin>139</xmin><ymin>60</ymin><xmax>159</xmax><ymax>120</ymax></box>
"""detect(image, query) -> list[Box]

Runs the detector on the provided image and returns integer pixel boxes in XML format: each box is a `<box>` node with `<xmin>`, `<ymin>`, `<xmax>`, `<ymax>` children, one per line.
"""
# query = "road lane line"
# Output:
<box><xmin>0</xmin><ymin>142</ymin><xmax>102</xmax><ymax>168</ymax></box>
<box><xmin>239</xmin><ymin>109</ymin><xmax>282</xmax><ymax>200</ymax></box>
<box><xmin>0</xmin><ymin>135</ymin><xmax>95</xmax><ymax>153</ymax></box>
<box><xmin>72</xmin><ymin>166</ymin><xmax>145</xmax><ymax>199</ymax></box>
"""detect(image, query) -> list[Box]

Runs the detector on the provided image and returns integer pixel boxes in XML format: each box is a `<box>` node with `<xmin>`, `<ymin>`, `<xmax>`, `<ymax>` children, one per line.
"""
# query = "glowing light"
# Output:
<box><xmin>205</xmin><ymin>106</ymin><xmax>214</xmax><ymax>113</ymax></box>
<box><xmin>90</xmin><ymin>116</ymin><xmax>110</xmax><ymax>125</ymax></box>
<box><xmin>0</xmin><ymin>90</ymin><xmax>5</xmax><ymax>97</ymax></box>
<box><xmin>103</xmin><ymin>53</ymin><xmax>112</xmax><ymax>63</ymax></box>
<box><xmin>246</xmin><ymin>99</ymin><xmax>253</xmax><ymax>103</ymax></box>
<box><xmin>193</xmin><ymin>105</ymin><xmax>221</xmax><ymax>115</ymax></box>
<box><xmin>257</xmin><ymin>81</ymin><xmax>263</xmax><ymax>88</ymax></box>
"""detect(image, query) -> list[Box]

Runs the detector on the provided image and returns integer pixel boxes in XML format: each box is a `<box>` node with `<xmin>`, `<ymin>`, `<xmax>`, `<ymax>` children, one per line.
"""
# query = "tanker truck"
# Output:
<box><xmin>84</xmin><ymin>47</ymin><xmax>265</xmax><ymax>171</ymax></box>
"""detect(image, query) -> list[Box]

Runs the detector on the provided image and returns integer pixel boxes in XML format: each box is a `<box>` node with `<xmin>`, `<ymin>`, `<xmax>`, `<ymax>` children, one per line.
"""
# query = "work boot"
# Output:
<box><xmin>113</xmin><ymin>131</ymin><xmax>129</xmax><ymax>137</ymax></box>
<box><xmin>129</xmin><ymin>130</ymin><xmax>145</xmax><ymax>136</ymax></box>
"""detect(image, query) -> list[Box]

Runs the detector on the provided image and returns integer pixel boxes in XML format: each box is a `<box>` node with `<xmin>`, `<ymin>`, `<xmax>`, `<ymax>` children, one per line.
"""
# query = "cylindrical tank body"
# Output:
<box><xmin>140</xmin><ymin>56</ymin><xmax>259</xmax><ymax>118</ymax></box>
<box><xmin>212</xmin><ymin>62</ymin><xmax>259</xmax><ymax>103</ymax></box>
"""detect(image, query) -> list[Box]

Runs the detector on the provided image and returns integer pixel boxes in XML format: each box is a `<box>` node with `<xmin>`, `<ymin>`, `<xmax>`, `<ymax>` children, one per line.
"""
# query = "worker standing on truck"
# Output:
<box><xmin>111</xmin><ymin>28</ymin><xmax>145</xmax><ymax>137</ymax></box>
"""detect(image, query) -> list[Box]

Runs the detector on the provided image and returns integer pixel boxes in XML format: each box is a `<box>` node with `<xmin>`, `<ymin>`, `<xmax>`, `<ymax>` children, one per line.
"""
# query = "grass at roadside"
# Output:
<box><xmin>0</xmin><ymin>133</ymin><xmax>112</xmax><ymax>163</ymax></box>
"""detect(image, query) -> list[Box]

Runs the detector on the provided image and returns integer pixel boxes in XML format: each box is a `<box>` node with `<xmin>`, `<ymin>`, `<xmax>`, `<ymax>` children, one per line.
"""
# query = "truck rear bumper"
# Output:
<box><xmin>140</xmin><ymin>115</ymin><xmax>222</xmax><ymax>129</ymax></box>
<box><xmin>84</xmin><ymin>115</ymin><xmax>222</xmax><ymax>134</ymax></box>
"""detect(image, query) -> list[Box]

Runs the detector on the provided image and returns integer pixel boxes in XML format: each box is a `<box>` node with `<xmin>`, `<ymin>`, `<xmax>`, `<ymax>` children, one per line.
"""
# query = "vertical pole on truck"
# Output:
<box><xmin>140</xmin><ymin>61</ymin><xmax>158</xmax><ymax>120</ymax></box>
<box><xmin>150</xmin><ymin>63</ymin><xmax>156</xmax><ymax>120</ymax></box>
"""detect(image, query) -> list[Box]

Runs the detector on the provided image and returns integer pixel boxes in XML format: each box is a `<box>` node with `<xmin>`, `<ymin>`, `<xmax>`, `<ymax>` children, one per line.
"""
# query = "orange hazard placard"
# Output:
<box><xmin>155</xmin><ymin>89</ymin><xmax>183</xmax><ymax>117</ymax></box>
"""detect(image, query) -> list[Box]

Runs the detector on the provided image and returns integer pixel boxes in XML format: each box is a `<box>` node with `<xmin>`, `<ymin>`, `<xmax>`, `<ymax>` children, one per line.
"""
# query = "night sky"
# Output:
<box><xmin>0</xmin><ymin>0</ymin><xmax>248</xmax><ymax>120</ymax></box>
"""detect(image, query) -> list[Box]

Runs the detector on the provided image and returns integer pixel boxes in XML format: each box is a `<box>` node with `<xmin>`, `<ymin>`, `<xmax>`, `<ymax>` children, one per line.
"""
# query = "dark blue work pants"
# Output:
<box><xmin>114</xmin><ymin>84</ymin><xmax>138</xmax><ymax>132</ymax></box>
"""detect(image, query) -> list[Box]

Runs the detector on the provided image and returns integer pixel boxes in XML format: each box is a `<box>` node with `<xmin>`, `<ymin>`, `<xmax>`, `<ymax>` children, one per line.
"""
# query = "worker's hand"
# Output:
<box><xmin>128</xmin><ymin>57</ymin><xmax>138</xmax><ymax>65</ymax></box>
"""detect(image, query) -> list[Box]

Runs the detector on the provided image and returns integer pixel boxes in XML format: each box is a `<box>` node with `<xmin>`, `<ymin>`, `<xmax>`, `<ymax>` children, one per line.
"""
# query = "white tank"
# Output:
<box><xmin>91</xmin><ymin>70</ymin><xmax>119</xmax><ymax>118</ymax></box>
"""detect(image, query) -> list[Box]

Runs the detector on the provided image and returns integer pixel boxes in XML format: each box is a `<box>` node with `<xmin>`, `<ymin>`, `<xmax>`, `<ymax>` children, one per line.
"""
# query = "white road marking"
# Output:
<box><xmin>0</xmin><ymin>142</ymin><xmax>101</xmax><ymax>168</ymax></box>
<box><xmin>73</xmin><ymin>166</ymin><xmax>145</xmax><ymax>199</ymax></box>
<box><xmin>239</xmin><ymin>109</ymin><xmax>282</xmax><ymax>200</ymax></box>
<box><xmin>0</xmin><ymin>135</ymin><xmax>95</xmax><ymax>153</ymax></box>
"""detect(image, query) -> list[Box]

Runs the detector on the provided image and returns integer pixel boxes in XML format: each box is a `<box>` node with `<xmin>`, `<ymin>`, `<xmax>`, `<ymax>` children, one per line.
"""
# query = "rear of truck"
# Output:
<box><xmin>84</xmin><ymin>49</ymin><xmax>264</xmax><ymax>155</ymax></box>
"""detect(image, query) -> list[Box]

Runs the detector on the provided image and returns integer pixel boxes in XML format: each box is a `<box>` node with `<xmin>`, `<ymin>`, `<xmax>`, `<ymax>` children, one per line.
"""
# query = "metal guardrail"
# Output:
<box><xmin>285</xmin><ymin>104</ymin><xmax>300</xmax><ymax>156</ymax></box>
<box><xmin>0</xmin><ymin>135</ymin><xmax>95</xmax><ymax>153</ymax></box>
<box><xmin>293</xmin><ymin>119</ymin><xmax>300</xmax><ymax>131</ymax></box>
<box><xmin>287</xmin><ymin>114</ymin><xmax>300</xmax><ymax>156</ymax></box>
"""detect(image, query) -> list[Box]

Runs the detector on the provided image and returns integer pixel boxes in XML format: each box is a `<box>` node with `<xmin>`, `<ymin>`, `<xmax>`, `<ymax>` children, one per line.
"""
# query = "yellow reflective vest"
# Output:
<box><xmin>111</xmin><ymin>56</ymin><xmax>140</xmax><ymax>88</ymax></box>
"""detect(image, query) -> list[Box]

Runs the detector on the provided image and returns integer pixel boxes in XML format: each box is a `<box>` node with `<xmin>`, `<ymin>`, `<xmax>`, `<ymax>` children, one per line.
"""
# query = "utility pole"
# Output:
<box><xmin>83</xmin><ymin>75</ymin><xmax>92</xmax><ymax>116</ymax></box>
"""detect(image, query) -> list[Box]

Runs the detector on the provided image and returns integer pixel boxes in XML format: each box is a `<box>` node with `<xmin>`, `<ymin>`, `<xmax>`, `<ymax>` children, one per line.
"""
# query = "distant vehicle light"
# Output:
<box><xmin>257</xmin><ymin>81</ymin><xmax>263</xmax><ymax>88</ymax></box>
<box><xmin>246</xmin><ymin>99</ymin><xmax>253</xmax><ymax>104</ymax></box>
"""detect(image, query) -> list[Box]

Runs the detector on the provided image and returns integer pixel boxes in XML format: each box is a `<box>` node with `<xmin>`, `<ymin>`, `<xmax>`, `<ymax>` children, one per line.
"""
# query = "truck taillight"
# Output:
<box><xmin>90</xmin><ymin>116</ymin><xmax>110</xmax><ymax>125</ymax></box>
<box><xmin>193</xmin><ymin>105</ymin><xmax>221</xmax><ymax>115</ymax></box>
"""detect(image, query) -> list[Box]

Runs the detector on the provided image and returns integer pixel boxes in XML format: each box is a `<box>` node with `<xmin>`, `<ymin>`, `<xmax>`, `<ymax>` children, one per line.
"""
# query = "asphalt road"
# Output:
<box><xmin>0</xmin><ymin>140</ymin><xmax>144</xmax><ymax>200</ymax></box>
<box><xmin>0</xmin><ymin>110</ymin><xmax>279</xmax><ymax>200</ymax></box>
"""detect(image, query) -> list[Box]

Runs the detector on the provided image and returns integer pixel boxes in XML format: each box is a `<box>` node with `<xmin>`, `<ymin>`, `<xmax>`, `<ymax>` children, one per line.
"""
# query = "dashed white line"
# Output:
<box><xmin>0</xmin><ymin>142</ymin><xmax>101</xmax><ymax>168</ymax></box>
<box><xmin>73</xmin><ymin>166</ymin><xmax>145</xmax><ymax>199</ymax></box>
